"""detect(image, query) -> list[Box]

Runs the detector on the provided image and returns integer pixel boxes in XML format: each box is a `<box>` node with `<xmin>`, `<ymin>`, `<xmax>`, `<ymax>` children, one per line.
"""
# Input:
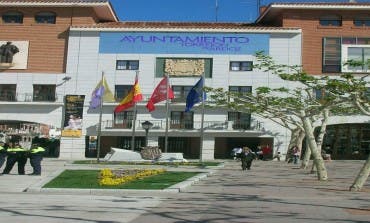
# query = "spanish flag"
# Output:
<box><xmin>114</xmin><ymin>74</ymin><xmax>143</xmax><ymax>113</ymax></box>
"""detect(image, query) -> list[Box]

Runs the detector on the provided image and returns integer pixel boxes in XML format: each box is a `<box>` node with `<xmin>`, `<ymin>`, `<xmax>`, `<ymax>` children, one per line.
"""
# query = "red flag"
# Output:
<box><xmin>114</xmin><ymin>74</ymin><xmax>143</xmax><ymax>113</ymax></box>
<box><xmin>146</xmin><ymin>76</ymin><xmax>174</xmax><ymax>112</ymax></box>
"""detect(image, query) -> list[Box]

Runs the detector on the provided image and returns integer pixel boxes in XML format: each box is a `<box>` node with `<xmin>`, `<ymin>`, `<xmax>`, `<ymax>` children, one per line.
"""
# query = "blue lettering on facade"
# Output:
<box><xmin>101</xmin><ymin>32</ymin><xmax>269</xmax><ymax>55</ymax></box>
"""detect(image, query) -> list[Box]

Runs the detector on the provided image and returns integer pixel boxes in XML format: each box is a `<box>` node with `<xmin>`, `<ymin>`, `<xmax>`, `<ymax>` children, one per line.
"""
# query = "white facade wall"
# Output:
<box><xmin>59</xmin><ymin>29</ymin><xmax>303</xmax><ymax>160</ymax></box>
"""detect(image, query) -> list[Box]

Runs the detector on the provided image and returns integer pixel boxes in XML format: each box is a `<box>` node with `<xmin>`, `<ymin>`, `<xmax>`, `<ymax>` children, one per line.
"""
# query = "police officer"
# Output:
<box><xmin>2</xmin><ymin>142</ymin><xmax>27</xmax><ymax>175</ymax></box>
<box><xmin>0</xmin><ymin>142</ymin><xmax>8</xmax><ymax>172</ymax></box>
<box><xmin>29</xmin><ymin>144</ymin><xmax>45</xmax><ymax>176</ymax></box>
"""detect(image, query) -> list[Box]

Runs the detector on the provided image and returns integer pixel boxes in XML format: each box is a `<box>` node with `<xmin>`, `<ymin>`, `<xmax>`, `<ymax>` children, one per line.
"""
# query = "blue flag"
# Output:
<box><xmin>185</xmin><ymin>77</ymin><xmax>206</xmax><ymax>112</ymax></box>
<box><xmin>89</xmin><ymin>85</ymin><xmax>105</xmax><ymax>109</ymax></box>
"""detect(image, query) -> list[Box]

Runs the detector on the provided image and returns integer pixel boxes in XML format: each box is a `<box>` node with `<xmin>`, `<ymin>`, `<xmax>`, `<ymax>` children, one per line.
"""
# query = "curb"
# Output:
<box><xmin>25</xmin><ymin>167</ymin><xmax>217</xmax><ymax>194</ymax></box>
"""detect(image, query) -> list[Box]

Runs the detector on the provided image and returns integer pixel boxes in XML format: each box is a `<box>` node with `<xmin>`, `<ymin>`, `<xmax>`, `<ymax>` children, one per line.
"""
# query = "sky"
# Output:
<box><xmin>109</xmin><ymin>0</ymin><xmax>369</xmax><ymax>23</ymax></box>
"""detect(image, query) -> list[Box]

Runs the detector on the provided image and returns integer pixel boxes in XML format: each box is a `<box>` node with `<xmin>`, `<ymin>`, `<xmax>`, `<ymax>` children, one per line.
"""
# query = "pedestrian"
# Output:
<box><xmin>292</xmin><ymin>145</ymin><xmax>300</xmax><ymax>164</ymax></box>
<box><xmin>28</xmin><ymin>143</ymin><xmax>45</xmax><ymax>175</ymax></box>
<box><xmin>273</xmin><ymin>151</ymin><xmax>281</xmax><ymax>161</ymax></box>
<box><xmin>2</xmin><ymin>142</ymin><xmax>27</xmax><ymax>175</ymax></box>
<box><xmin>0</xmin><ymin>142</ymin><xmax>8</xmax><ymax>172</ymax></box>
<box><xmin>240</xmin><ymin>147</ymin><xmax>256</xmax><ymax>170</ymax></box>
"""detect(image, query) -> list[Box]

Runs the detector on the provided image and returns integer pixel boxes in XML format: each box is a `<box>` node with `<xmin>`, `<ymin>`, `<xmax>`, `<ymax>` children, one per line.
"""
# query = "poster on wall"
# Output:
<box><xmin>0</xmin><ymin>41</ymin><xmax>29</xmax><ymax>69</ymax></box>
<box><xmin>61</xmin><ymin>95</ymin><xmax>85</xmax><ymax>137</ymax></box>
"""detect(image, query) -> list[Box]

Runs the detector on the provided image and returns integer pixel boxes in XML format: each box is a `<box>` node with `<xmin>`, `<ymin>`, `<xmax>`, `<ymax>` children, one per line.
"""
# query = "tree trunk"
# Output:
<box><xmin>301</xmin><ymin>140</ymin><xmax>311</xmax><ymax>169</ymax></box>
<box><xmin>286</xmin><ymin>128</ymin><xmax>300</xmax><ymax>161</ymax></box>
<box><xmin>310</xmin><ymin>109</ymin><xmax>329</xmax><ymax>173</ymax></box>
<box><xmin>301</xmin><ymin>115</ymin><xmax>328</xmax><ymax>181</ymax></box>
<box><xmin>350</xmin><ymin>154</ymin><xmax>370</xmax><ymax>191</ymax></box>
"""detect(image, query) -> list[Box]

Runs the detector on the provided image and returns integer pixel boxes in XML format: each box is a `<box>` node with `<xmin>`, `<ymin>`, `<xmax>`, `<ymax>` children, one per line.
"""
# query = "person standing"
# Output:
<box><xmin>2</xmin><ymin>142</ymin><xmax>27</xmax><ymax>175</ymax></box>
<box><xmin>0</xmin><ymin>142</ymin><xmax>8</xmax><ymax>172</ymax></box>
<box><xmin>29</xmin><ymin>144</ymin><xmax>45</xmax><ymax>175</ymax></box>
<box><xmin>292</xmin><ymin>146</ymin><xmax>300</xmax><ymax>164</ymax></box>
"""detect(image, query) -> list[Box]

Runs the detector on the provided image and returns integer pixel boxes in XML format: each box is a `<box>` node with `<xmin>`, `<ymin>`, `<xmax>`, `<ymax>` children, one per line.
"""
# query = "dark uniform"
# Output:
<box><xmin>29</xmin><ymin>145</ymin><xmax>45</xmax><ymax>175</ymax></box>
<box><xmin>0</xmin><ymin>143</ymin><xmax>7</xmax><ymax>170</ymax></box>
<box><xmin>240</xmin><ymin>148</ymin><xmax>257</xmax><ymax>171</ymax></box>
<box><xmin>2</xmin><ymin>144</ymin><xmax>27</xmax><ymax>175</ymax></box>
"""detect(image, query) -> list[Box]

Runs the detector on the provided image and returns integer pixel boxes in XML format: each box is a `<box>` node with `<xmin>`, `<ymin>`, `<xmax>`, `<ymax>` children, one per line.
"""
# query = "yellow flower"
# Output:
<box><xmin>99</xmin><ymin>168</ymin><xmax>166</xmax><ymax>186</ymax></box>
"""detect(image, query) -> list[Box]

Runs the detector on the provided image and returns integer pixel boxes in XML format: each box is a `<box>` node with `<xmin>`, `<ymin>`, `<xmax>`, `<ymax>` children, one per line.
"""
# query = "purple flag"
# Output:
<box><xmin>89</xmin><ymin>85</ymin><xmax>105</xmax><ymax>109</ymax></box>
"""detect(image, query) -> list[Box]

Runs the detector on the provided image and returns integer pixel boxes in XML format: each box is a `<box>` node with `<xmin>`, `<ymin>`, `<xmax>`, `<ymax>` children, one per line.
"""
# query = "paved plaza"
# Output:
<box><xmin>0</xmin><ymin>159</ymin><xmax>369</xmax><ymax>223</ymax></box>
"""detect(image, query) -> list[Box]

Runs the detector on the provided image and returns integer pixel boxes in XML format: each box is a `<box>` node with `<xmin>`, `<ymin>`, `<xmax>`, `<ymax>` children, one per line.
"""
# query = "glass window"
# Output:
<box><xmin>322</xmin><ymin>37</ymin><xmax>341</xmax><ymax>73</ymax></box>
<box><xmin>2</xmin><ymin>11</ymin><xmax>23</xmax><ymax>24</ymax></box>
<box><xmin>0</xmin><ymin>84</ymin><xmax>16</xmax><ymax>101</ymax></box>
<box><xmin>353</xmin><ymin>15</ymin><xmax>370</xmax><ymax>27</ymax></box>
<box><xmin>343</xmin><ymin>45</ymin><xmax>370</xmax><ymax>73</ymax></box>
<box><xmin>319</xmin><ymin>15</ymin><xmax>342</xmax><ymax>26</ymax></box>
<box><xmin>172</xmin><ymin>85</ymin><xmax>193</xmax><ymax>102</ymax></box>
<box><xmin>170</xmin><ymin>111</ymin><xmax>193</xmax><ymax>129</ymax></box>
<box><xmin>35</xmin><ymin>12</ymin><xmax>56</xmax><ymax>24</ymax></box>
<box><xmin>115</xmin><ymin>85</ymin><xmax>132</xmax><ymax>101</ymax></box>
<box><xmin>114</xmin><ymin>111</ymin><xmax>133</xmax><ymax>128</ymax></box>
<box><xmin>33</xmin><ymin>85</ymin><xmax>56</xmax><ymax>102</ymax></box>
<box><xmin>116</xmin><ymin>60</ymin><xmax>139</xmax><ymax>70</ymax></box>
<box><xmin>229</xmin><ymin>86</ymin><xmax>252</xmax><ymax>93</ymax></box>
<box><xmin>229</xmin><ymin>61</ymin><xmax>253</xmax><ymax>71</ymax></box>
<box><xmin>228</xmin><ymin>112</ymin><xmax>251</xmax><ymax>130</ymax></box>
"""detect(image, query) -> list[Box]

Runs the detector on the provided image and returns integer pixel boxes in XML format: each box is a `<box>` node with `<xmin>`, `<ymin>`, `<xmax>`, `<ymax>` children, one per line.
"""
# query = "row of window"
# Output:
<box><xmin>1</xmin><ymin>11</ymin><xmax>56</xmax><ymax>24</ymax></box>
<box><xmin>116</xmin><ymin>59</ymin><xmax>253</xmax><ymax>72</ymax></box>
<box><xmin>320</xmin><ymin>15</ymin><xmax>370</xmax><ymax>27</ymax></box>
<box><xmin>0</xmin><ymin>84</ymin><xmax>56</xmax><ymax>102</ymax></box>
<box><xmin>0</xmin><ymin>84</ymin><xmax>252</xmax><ymax>103</ymax></box>
<box><xmin>322</xmin><ymin>37</ymin><xmax>370</xmax><ymax>73</ymax></box>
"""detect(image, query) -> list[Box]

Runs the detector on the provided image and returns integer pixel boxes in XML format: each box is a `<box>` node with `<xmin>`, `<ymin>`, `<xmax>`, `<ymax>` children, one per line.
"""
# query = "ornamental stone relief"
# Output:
<box><xmin>165</xmin><ymin>59</ymin><xmax>205</xmax><ymax>76</ymax></box>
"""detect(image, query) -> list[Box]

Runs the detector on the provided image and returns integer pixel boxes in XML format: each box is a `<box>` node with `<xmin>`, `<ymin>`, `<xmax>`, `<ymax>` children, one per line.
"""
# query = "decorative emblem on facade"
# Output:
<box><xmin>165</xmin><ymin>59</ymin><xmax>205</xmax><ymax>76</ymax></box>
<box><xmin>0</xmin><ymin>41</ymin><xmax>19</xmax><ymax>67</ymax></box>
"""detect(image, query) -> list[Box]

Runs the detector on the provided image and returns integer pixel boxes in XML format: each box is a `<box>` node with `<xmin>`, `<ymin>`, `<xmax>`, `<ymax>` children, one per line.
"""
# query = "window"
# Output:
<box><xmin>319</xmin><ymin>15</ymin><xmax>342</xmax><ymax>26</ymax></box>
<box><xmin>0</xmin><ymin>84</ymin><xmax>16</xmax><ymax>101</ymax></box>
<box><xmin>229</xmin><ymin>86</ymin><xmax>252</xmax><ymax>94</ymax></box>
<box><xmin>323</xmin><ymin>37</ymin><xmax>341</xmax><ymax>73</ymax></box>
<box><xmin>342</xmin><ymin>45</ymin><xmax>370</xmax><ymax>73</ymax></box>
<box><xmin>230</xmin><ymin>61</ymin><xmax>253</xmax><ymax>71</ymax></box>
<box><xmin>114</xmin><ymin>111</ymin><xmax>133</xmax><ymax>129</ymax></box>
<box><xmin>115</xmin><ymin>85</ymin><xmax>132</xmax><ymax>102</ymax></box>
<box><xmin>172</xmin><ymin>85</ymin><xmax>193</xmax><ymax>102</ymax></box>
<box><xmin>35</xmin><ymin>12</ymin><xmax>56</xmax><ymax>24</ymax></box>
<box><xmin>170</xmin><ymin>111</ymin><xmax>193</xmax><ymax>129</ymax></box>
<box><xmin>156</xmin><ymin>58</ymin><xmax>213</xmax><ymax>78</ymax></box>
<box><xmin>33</xmin><ymin>85</ymin><xmax>56</xmax><ymax>102</ymax></box>
<box><xmin>2</xmin><ymin>11</ymin><xmax>23</xmax><ymax>24</ymax></box>
<box><xmin>353</xmin><ymin>15</ymin><xmax>370</xmax><ymax>27</ymax></box>
<box><xmin>116</xmin><ymin>60</ymin><xmax>139</xmax><ymax>70</ymax></box>
<box><xmin>228</xmin><ymin>112</ymin><xmax>251</xmax><ymax>130</ymax></box>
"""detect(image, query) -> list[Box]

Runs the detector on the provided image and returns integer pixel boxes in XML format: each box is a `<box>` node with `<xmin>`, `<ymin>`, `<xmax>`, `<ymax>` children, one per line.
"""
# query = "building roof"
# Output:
<box><xmin>256</xmin><ymin>2</ymin><xmax>370</xmax><ymax>23</ymax></box>
<box><xmin>0</xmin><ymin>0</ymin><xmax>118</xmax><ymax>22</ymax></box>
<box><xmin>70</xmin><ymin>21</ymin><xmax>301</xmax><ymax>33</ymax></box>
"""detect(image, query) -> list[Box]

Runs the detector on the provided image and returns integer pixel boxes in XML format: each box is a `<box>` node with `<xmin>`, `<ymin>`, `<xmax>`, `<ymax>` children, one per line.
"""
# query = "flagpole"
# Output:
<box><xmin>96</xmin><ymin>71</ymin><xmax>104</xmax><ymax>163</ymax></box>
<box><xmin>199</xmin><ymin>74</ymin><xmax>205</xmax><ymax>162</ymax></box>
<box><xmin>131</xmin><ymin>71</ymin><xmax>139</xmax><ymax>151</ymax></box>
<box><xmin>164</xmin><ymin>74</ymin><xmax>169</xmax><ymax>153</ymax></box>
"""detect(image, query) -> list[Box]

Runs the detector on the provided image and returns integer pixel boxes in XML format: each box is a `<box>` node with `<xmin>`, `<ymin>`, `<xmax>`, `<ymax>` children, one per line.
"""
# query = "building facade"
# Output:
<box><xmin>0</xmin><ymin>1</ymin><xmax>369</xmax><ymax>160</ymax></box>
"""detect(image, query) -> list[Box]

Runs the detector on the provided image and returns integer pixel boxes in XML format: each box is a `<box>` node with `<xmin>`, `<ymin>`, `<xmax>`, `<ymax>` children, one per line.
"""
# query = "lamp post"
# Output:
<box><xmin>141</xmin><ymin>121</ymin><xmax>153</xmax><ymax>147</ymax></box>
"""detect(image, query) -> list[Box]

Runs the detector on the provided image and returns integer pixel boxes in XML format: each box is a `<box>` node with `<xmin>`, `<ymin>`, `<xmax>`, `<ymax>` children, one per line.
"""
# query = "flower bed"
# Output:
<box><xmin>99</xmin><ymin>168</ymin><xmax>166</xmax><ymax>186</ymax></box>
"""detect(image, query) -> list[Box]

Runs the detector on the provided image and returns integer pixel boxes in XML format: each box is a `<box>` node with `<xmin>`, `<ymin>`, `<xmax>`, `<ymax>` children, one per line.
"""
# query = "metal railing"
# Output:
<box><xmin>102</xmin><ymin>119</ymin><xmax>263</xmax><ymax>131</ymax></box>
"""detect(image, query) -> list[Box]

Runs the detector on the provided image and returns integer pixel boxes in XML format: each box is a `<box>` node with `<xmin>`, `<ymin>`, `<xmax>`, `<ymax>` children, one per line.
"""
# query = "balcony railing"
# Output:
<box><xmin>0</xmin><ymin>93</ymin><xmax>63</xmax><ymax>103</ymax></box>
<box><xmin>102</xmin><ymin>119</ymin><xmax>263</xmax><ymax>131</ymax></box>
